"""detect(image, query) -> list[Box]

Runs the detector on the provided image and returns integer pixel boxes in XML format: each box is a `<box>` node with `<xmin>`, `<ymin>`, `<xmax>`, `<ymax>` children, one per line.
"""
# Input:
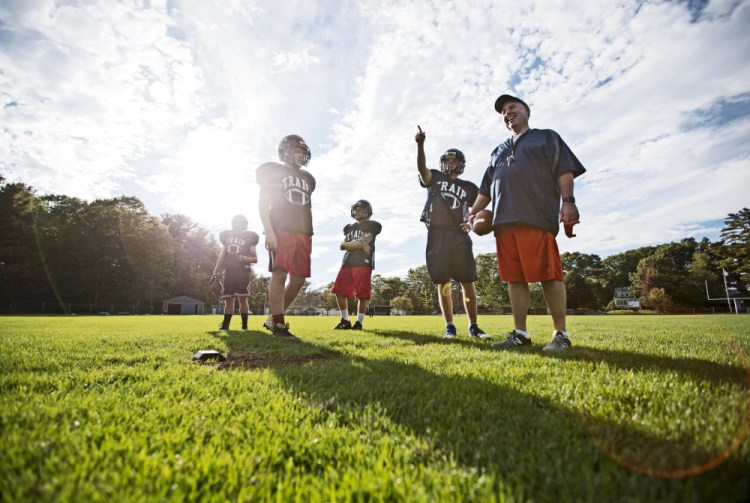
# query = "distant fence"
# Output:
<box><xmin>3</xmin><ymin>301</ymin><xmax>160</xmax><ymax>315</ymax></box>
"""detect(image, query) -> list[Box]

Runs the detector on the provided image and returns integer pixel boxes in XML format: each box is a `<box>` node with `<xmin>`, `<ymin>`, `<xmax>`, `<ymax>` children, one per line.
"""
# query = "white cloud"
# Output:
<box><xmin>1</xmin><ymin>0</ymin><xmax>749</xmax><ymax>291</ymax></box>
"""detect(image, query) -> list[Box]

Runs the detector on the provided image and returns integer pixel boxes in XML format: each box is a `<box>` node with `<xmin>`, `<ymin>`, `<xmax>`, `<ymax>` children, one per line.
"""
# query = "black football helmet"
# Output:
<box><xmin>440</xmin><ymin>148</ymin><xmax>465</xmax><ymax>175</ymax></box>
<box><xmin>278</xmin><ymin>134</ymin><xmax>311</xmax><ymax>167</ymax></box>
<box><xmin>351</xmin><ymin>199</ymin><xmax>373</xmax><ymax>220</ymax></box>
<box><xmin>231</xmin><ymin>214</ymin><xmax>248</xmax><ymax>231</ymax></box>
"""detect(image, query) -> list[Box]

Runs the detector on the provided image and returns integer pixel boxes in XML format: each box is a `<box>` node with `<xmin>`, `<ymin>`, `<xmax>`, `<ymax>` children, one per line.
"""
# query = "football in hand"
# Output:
<box><xmin>472</xmin><ymin>209</ymin><xmax>493</xmax><ymax>236</ymax></box>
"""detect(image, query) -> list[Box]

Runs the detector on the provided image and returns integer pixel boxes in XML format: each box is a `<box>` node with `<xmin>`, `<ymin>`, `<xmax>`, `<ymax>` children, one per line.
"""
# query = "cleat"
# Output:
<box><xmin>351</xmin><ymin>321</ymin><xmax>363</xmax><ymax>330</ymax></box>
<box><xmin>543</xmin><ymin>331</ymin><xmax>572</xmax><ymax>353</ymax></box>
<box><xmin>272</xmin><ymin>323</ymin><xmax>296</xmax><ymax>338</ymax></box>
<box><xmin>443</xmin><ymin>325</ymin><xmax>457</xmax><ymax>338</ymax></box>
<box><xmin>333</xmin><ymin>318</ymin><xmax>352</xmax><ymax>330</ymax></box>
<box><xmin>492</xmin><ymin>330</ymin><xmax>532</xmax><ymax>349</ymax></box>
<box><xmin>469</xmin><ymin>324</ymin><xmax>491</xmax><ymax>340</ymax></box>
<box><xmin>263</xmin><ymin>316</ymin><xmax>274</xmax><ymax>332</ymax></box>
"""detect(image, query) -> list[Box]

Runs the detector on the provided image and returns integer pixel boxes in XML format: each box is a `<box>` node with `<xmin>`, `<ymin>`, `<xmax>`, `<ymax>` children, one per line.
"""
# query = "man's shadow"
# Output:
<box><xmin>209</xmin><ymin>328</ymin><xmax>750</xmax><ymax>501</ymax></box>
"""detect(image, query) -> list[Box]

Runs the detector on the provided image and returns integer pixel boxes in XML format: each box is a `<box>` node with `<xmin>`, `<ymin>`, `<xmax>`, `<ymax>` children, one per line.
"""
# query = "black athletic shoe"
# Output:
<box><xmin>333</xmin><ymin>318</ymin><xmax>352</xmax><ymax>330</ymax></box>
<box><xmin>351</xmin><ymin>321</ymin><xmax>363</xmax><ymax>330</ymax></box>
<box><xmin>263</xmin><ymin>316</ymin><xmax>274</xmax><ymax>332</ymax></box>
<box><xmin>492</xmin><ymin>330</ymin><xmax>532</xmax><ymax>349</ymax></box>
<box><xmin>273</xmin><ymin>323</ymin><xmax>296</xmax><ymax>338</ymax></box>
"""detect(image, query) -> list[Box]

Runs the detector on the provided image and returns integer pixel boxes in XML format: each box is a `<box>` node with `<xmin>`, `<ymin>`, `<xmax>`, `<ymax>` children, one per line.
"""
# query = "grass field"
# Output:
<box><xmin>1</xmin><ymin>314</ymin><xmax>749</xmax><ymax>502</ymax></box>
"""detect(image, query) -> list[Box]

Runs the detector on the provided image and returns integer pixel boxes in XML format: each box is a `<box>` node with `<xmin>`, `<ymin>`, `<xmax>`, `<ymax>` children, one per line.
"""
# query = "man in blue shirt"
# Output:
<box><xmin>469</xmin><ymin>94</ymin><xmax>586</xmax><ymax>352</ymax></box>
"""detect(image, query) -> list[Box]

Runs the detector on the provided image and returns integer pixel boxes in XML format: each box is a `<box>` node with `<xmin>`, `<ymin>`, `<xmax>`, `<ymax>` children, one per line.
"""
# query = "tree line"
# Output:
<box><xmin>1</xmin><ymin>175</ymin><xmax>748</xmax><ymax>314</ymax></box>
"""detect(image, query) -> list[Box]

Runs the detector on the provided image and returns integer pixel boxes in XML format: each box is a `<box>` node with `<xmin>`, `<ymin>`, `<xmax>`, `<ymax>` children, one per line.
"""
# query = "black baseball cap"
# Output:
<box><xmin>494</xmin><ymin>94</ymin><xmax>530</xmax><ymax>115</ymax></box>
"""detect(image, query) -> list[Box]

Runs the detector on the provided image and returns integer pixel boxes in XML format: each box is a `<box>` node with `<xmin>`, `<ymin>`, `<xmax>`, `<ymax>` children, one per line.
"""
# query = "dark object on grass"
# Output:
<box><xmin>192</xmin><ymin>350</ymin><xmax>226</xmax><ymax>362</ymax></box>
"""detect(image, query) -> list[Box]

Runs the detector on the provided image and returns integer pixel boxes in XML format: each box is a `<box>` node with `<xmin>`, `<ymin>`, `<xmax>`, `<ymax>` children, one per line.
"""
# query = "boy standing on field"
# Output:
<box><xmin>331</xmin><ymin>200</ymin><xmax>382</xmax><ymax>331</ymax></box>
<box><xmin>415</xmin><ymin>126</ymin><xmax>490</xmax><ymax>340</ymax></box>
<box><xmin>211</xmin><ymin>214</ymin><xmax>259</xmax><ymax>330</ymax></box>
<box><xmin>256</xmin><ymin>134</ymin><xmax>316</xmax><ymax>338</ymax></box>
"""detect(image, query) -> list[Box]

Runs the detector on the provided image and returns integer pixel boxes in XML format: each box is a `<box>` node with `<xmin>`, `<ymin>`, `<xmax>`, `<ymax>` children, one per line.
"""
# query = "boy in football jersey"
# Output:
<box><xmin>415</xmin><ymin>127</ymin><xmax>490</xmax><ymax>340</ymax></box>
<box><xmin>211</xmin><ymin>214</ymin><xmax>259</xmax><ymax>330</ymax></box>
<box><xmin>331</xmin><ymin>200</ymin><xmax>382</xmax><ymax>331</ymax></box>
<box><xmin>256</xmin><ymin>134</ymin><xmax>316</xmax><ymax>338</ymax></box>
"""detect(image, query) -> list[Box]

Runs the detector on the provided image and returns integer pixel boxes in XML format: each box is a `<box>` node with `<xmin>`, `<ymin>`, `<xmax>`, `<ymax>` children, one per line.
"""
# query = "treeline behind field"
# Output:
<box><xmin>1</xmin><ymin>175</ymin><xmax>748</xmax><ymax>314</ymax></box>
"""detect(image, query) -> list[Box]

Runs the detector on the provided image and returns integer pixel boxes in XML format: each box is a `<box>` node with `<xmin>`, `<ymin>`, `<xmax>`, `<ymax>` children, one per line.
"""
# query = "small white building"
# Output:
<box><xmin>162</xmin><ymin>296</ymin><xmax>205</xmax><ymax>315</ymax></box>
<box><xmin>612</xmin><ymin>287</ymin><xmax>635</xmax><ymax>309</ymax></box>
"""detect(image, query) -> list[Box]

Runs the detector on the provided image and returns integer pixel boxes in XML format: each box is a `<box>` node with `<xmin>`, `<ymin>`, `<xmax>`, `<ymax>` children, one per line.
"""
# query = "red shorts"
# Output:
<box><xmin>495</xmin><ymin>223</ymin><xmax>563</xmax><ymax>282</ymax></box>
<box><xmin>269</xmin><ymin>230</ymin><xmax>312</xmax><ymax>278</ymax></box>
<box><xmin>331</xmin><ymin>266</ymin><xmax>372</xmax><ymax>299</ymax></box>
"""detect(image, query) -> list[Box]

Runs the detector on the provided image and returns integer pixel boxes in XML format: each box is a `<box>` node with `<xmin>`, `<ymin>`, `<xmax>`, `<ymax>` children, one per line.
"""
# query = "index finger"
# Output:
<box><xmin>417</xmin><ymin>125</ymin><xmax>423</xmax><ymax>133</ymax></box>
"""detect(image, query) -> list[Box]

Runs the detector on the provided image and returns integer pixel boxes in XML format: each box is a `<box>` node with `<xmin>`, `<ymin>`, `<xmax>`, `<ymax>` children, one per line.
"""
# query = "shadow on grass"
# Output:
<box><xmin>553</xmin><ymin>345</ymin><xmax>750</xmax><ymax>387</ymax></box>
<box><xmin>213</xmin><ymin>329</ymin><xmax>750</xmax><ymax>501</ymax></box>
<box><xmin>367</xmin><ymin>328</ymin><xmax>494</xmax><ymax>348</ymax></box>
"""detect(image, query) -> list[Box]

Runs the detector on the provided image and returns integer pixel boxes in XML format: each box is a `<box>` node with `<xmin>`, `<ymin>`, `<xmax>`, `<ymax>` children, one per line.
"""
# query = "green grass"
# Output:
<box><xmin>1</xmin><ymin>314</ymin><xmax>749</xmax><ymax>502</ymax></box>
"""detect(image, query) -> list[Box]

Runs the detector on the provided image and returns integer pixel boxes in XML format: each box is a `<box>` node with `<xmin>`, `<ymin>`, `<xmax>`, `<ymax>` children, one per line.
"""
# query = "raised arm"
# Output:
<box><xmin>415</xmin><ymin>126</ymin><xmax>432</xmax><ymax>186</ymax></box>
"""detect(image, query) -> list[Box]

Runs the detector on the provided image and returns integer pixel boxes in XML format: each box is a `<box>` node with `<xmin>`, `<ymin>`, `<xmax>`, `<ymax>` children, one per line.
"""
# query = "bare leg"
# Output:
<box><xmin>541</xmin><ymin>280</ymin><xmax>567</xmax><ymax>332</ymax></box>
<box><xmin>238</xmin><ymin>296</ymin><xmax>249</xmax><ymax>314</ymax></box>
<box><xmin>460</xmin><ymin>282</ymin><xmax>478</xmax><ymax>324</ymax></box>
<box><xmin>269</xmin><ymin>269</ymin><xmax>287</xmax><ymax>316</ymax></box>
<box><xmin>224</xmin><ymin>297</ymin><xmax>236</xmax><ymax>314</ymax></box>
<box><xmin>284</xmin><ymin>274</ymin><xmax>307</xmax><ymax>310</ymax></box>
<box><xmin>357</xmin><ymin>298</ymin><xmax>368</xmax><ymax>314</ymax></box>
<box><xmin>437</xmin><ymin>283</ymin><xmax>453</xmax><ymax>324</ymax></box>
<box><xmin>336</xmin><ymin>294</ymin><xmax>349</xmax><ymax>313</ymax></box>
<box><xmin>508</xmin><ymin>281</ymin><xmax>530</xmax><ymax>332</ymax></box>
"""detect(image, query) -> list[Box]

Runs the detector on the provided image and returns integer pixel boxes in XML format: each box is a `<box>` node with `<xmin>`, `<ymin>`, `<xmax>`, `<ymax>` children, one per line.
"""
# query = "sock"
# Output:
<box><xmin>273</xmin><ymin>314</ymin><xmax>285</xmax><ymax>326</ymax></box>
<box><xmin>514</xmin><ymin>328</ymin><xmax>528</xmax><ymax>336</ymax></box>
<box><xmin>340</xmin><ymin>309</ymin><xmax>349</xmax><ymax>321</ymax></box>
<box><xmin>446</xmin><ymin>321</ymin><xmax>455</xmax><ymax>327</ymax></box>
<box><xmin>555</xmin><ymin>329</ymin><xmax>570</xmax><ymax>338</ymax></box>
<box><xmin>357</xmin><ymin>312</ymin><xmax>365</xmax><ymax>323</ymax></box>
<box><xmin>222</xmin><ymin>314</ymin><xmax>232</xmax><ymax>328</ymax></box>
<box><xmin>241</xmin><ymin>313</ymin><xmax>248</xmax><ymax>328</ymax></box>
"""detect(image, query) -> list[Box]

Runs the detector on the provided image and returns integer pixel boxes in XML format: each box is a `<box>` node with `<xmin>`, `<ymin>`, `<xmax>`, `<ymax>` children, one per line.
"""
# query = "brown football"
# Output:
<box><xmin>472</xmin><ymin>209</ymin><xmax>494</xmax><ymax>236</ymax></box>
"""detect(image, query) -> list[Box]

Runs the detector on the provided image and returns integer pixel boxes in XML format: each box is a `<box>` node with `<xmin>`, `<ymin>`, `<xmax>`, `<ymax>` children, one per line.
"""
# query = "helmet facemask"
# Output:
<box><xmin>440</xmin><ymin>149</ymin><xmax>465</xmax><ymax>176</ymax></box>
<box><xmin>350</xmin><ymin>200</ymin><xmax>373</xmax><ymax>221</ymax></box>
<box><xmin>231</xmin><ymin>214</ymin><xmax>248</xmax><ymax>231</ymax></box>
<box><xmin>279</xmin><ymin>135</ymin><xmax>311</xmax><ymax>167</ymax></box>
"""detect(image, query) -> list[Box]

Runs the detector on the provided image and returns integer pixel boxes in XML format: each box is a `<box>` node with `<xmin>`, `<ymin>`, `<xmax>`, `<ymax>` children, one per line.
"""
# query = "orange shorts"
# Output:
<box><xmin>269</xmin><ymin>230</ymin><xmax>312</xmax><ymax>278</ymax></box>
<box><xmin>494</xmin><ymin>223</ymin><xmax>563</xmax><ymax>282</ymax></box>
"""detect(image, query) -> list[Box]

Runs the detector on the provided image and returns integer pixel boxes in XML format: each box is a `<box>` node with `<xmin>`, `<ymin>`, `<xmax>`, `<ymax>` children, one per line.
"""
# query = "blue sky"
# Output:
<box><xmin>1</xmin><ymin>0</ymin><xmax>749</xmax><ymax>289</ymax></box>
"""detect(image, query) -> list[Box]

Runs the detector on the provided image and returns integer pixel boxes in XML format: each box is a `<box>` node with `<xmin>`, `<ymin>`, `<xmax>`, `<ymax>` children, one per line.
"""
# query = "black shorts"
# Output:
<box><xmin>425</xmin><ymin>228</ymin><xmax>477</xmax><ymax>284</ymax></box>
<box><xmin>222</xmin><ymin>268</ymin><xmax>251</xmax><ymax>297</ymax></box>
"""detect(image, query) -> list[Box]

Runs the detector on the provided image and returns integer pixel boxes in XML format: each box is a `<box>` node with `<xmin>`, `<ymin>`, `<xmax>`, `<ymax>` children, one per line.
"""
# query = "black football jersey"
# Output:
<box><xmin>420</xmin><ymin>169</ymin><xmax>478</xmax><ymax>230</ymax></box>
<box><xmin>256</xmin><ymin>161</ymin><xmax>316</xmax><ymax>236</ymax></box>
<box><xmin>341</xmin><ymin>220</ymin><xmax>382</xmax><ymax>269</ymax></box>
<box><xmin>219</xmin><ymin>230</ymin><xmax>259</xmax><ymax>270</ymax></box>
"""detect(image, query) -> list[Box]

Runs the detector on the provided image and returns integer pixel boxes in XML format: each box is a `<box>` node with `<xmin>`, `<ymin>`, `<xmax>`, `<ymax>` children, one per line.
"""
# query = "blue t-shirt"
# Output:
<box><xmin>479</xmin><ymin>128</ymin><xmax>586</xmax><ymax>236</ymax></box>
<box><xmin>341</xmin><ymin>220</ymin><xmax>382</xmax><ymax>269</ymax></box>
<box><xmin>420</xmin><ymin>169</ymin><xmax>478</xmax><ymax>231</ymax></box>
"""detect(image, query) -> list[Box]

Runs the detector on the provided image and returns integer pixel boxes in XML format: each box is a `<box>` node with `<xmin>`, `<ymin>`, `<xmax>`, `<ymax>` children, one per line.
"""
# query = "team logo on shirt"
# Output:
<box><xmin>282</xmin><ymin>175</ymin><xmax>311</xmax><ymax>206</ymax></box>
<box><xmin>438</xmin><ymin>180</ymin><xmax>467</xmax><ymax>209</ymax></box>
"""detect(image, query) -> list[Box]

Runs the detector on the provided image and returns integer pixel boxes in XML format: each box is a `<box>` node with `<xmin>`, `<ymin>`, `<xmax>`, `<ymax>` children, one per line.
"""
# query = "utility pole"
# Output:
<box><xmin>722</xmin><ymin>268</ymin><xmax>735</xmax><ymax>315</ymax></box>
